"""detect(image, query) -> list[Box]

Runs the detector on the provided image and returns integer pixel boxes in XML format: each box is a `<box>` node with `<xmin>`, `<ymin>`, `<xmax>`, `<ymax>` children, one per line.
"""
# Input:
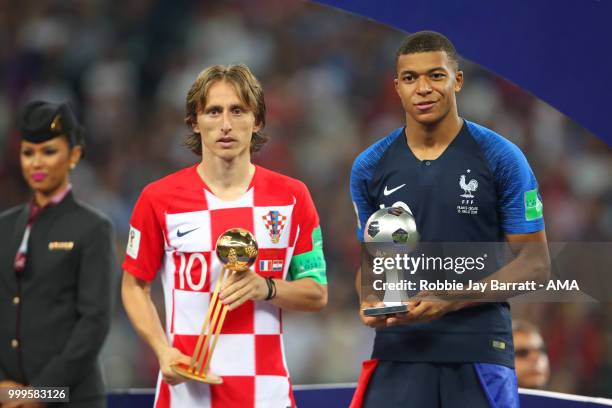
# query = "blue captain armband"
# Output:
<box><xmin>288</xmin><ymin>227</ymin><xmax>327</xmax><ymax>284</ymax></box>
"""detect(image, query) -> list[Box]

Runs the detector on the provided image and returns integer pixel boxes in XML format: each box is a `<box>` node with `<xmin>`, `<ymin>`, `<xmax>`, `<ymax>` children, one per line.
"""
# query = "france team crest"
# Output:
<box><xmin>262</xmin><ymin>210</ymin><xmax>287</xmax><ymax>243</ymax></box>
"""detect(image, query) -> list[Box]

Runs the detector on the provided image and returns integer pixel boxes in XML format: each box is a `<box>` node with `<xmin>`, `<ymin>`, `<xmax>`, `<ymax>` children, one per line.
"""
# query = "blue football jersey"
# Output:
<box><xmin>350</xmin><ymin>120</ymin><xmax>544</xmax><ymax>366</ymax></box>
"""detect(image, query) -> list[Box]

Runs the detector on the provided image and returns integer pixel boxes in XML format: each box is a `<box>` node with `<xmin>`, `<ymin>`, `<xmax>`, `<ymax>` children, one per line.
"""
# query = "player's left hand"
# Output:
<box><xmin>220</xmin><ymin>269</ymin><xmax>268</xmax><ymax>310</ymax></box>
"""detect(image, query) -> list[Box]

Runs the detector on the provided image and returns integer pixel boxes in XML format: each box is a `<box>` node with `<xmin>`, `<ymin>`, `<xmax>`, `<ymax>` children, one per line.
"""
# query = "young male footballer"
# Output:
<box><xmin>122</xmin><ymin>64</ymin><xmax>327</xmax><ymax>408</ymax></box>
<box><xmin>350</xmin><ymin>31</ymin><xmax>550</xmax><ymax>408</ymax></box>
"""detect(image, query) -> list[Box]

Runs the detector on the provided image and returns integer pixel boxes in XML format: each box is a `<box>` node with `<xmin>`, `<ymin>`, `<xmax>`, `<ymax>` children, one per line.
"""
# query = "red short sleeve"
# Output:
<box><xmin>292</xmin><ymin>182</ymin><xmax>320</xmax><ymax>256</ymax></box>
<box><xmin>122</xmin><ymin>187</ymin><xmax>165</xmax><ymax>281</ymax></box>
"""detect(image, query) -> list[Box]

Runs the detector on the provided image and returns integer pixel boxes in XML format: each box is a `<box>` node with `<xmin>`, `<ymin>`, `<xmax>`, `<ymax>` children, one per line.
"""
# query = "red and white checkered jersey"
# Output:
<box><xmin>123</xmin><ymin>164</ymin><xmax>321</xmax><ymax>408</ymax></box>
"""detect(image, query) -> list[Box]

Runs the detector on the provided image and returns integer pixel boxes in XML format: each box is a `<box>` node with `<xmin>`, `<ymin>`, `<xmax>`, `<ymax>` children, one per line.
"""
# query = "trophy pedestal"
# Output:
<box><xmin>173</xmin><ymin>229</ymin><xmax>258</xmax><ymax>385</ymax></box>
<box><xmin>171</xmin><ymin>362</ymin><xmax>223</xmax><ymax>384</ymax></box>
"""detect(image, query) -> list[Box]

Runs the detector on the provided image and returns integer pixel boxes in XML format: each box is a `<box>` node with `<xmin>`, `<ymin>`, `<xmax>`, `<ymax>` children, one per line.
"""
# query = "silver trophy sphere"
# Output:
<box><xmin>364</xmin><ymin>206</ymin><xmax>419</xmax><ymax>255</ymax></box>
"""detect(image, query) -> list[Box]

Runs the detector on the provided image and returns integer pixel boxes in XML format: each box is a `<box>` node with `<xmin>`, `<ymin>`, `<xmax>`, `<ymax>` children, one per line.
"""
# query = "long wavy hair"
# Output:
<box><xmin>184</xmin><ymin>64</ymin><xmax>268</xmax><ymax>155</ymax></box>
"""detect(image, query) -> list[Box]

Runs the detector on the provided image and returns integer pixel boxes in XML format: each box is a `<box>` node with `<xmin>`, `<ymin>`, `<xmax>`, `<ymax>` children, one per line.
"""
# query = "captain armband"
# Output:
<box><xmin>288</xmin><ymin>227</ymin><xmax>327</xmax><ymax>284</ymax></box>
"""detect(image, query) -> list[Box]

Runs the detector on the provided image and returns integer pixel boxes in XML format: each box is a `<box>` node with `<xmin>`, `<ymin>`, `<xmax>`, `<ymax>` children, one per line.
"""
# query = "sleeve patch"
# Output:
<box><xmin>126</xmin><ymin>225</ymin><xmax>141</xmax><ymax>259</ymax></box>
<box><xmin>524</xmin><ymin>189</ymin><xmax>544</xmax><ymax>221</ymax></box>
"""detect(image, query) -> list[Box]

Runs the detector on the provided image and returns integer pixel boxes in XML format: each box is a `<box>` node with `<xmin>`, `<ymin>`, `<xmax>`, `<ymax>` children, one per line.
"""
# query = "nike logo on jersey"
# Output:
<box><xmin>383</xmin><ymin>184</ymin><xmax>406</xmax><ymax>196</ymax></box>
<box><xmin>177</xmin><ymin>227</ymin><xmax>200</xmax><ymax>237</ymax></box>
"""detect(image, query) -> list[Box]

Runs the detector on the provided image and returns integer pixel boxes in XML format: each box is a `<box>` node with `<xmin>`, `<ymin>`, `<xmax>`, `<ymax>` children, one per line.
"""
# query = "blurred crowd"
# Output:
<box><xmin>1</xmin><ymin>0</ymin><xmax>611</xmax><ymax>397</ymax></box>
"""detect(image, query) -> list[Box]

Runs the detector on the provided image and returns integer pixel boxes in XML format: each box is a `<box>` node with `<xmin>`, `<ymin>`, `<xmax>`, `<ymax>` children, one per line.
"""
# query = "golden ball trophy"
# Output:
<box><xmin>171</xmin><ymin>228</ymin><xmax>258</xmax><ymax>384</ymax></box>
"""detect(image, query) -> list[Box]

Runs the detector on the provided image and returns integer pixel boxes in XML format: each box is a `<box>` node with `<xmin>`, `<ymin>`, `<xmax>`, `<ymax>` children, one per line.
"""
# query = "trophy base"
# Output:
<box><xmin>362</xmin><ymin>304</ymin><xmax>409</xmax><ymax>316</ymax></box>
<box><xmin>171</xmin><ymin>362</ymin><xmax>223</xmax><ymax>384</ymax></box>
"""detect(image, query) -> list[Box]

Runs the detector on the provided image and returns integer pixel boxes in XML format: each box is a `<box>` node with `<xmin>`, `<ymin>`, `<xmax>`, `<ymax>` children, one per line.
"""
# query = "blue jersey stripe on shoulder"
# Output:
<box><xmin>350</xmin><ymin>128</ymin><xmax>404</xmax><ymax>241</ymax></box>
<box><xmin>466</xmin><ymin>120</ymin><xmax>545</xmax><ymax>234</ymax></box>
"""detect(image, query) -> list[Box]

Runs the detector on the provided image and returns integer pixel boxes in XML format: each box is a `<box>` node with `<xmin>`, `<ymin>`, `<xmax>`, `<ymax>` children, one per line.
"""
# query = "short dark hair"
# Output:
<box><xmin>396</xmin><ymin>31</ymin><xmax>459</xmax><ymax>70</ymax></box>
<box><xmin>184</xmin><ymin>64</ymin><xmax>268</xmax><ymax>156</ymax></box>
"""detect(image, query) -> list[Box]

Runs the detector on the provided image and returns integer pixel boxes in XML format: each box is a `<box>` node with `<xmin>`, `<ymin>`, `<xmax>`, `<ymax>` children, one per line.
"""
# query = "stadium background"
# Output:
<box><xmin>0</xmin><ymin>0</ymin><xmax>611</xmax><ymax>399</ymax></box>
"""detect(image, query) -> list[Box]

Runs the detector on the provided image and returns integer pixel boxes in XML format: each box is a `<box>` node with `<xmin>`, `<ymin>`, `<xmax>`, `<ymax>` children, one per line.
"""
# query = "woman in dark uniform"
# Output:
<box><xmin>0</xmin><ymin>101</ymin><xmax>117</xmax><ymax>408</ymax></box>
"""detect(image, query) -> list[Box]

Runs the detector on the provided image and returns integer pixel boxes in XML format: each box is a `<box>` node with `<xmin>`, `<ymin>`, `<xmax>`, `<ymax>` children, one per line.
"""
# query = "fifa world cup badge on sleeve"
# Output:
<box><xmin>126</xmin><ymin>226</ymin><xmax>141</xmax><ymax>259</ymax></box>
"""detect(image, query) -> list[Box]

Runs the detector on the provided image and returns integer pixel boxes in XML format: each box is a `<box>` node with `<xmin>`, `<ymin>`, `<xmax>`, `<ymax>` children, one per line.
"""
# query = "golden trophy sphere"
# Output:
<box><xmin>215</xmin><ymin>228</ymin><xmax>258</xmax><ymax>271</ymax></box>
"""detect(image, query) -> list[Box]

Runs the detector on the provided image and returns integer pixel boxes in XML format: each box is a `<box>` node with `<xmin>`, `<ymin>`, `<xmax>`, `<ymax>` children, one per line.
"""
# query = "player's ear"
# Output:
<box><xmin>454</xmin><ymin>70</ymin><xmax>464</xmax><ymax>93</ymax></box>
<box><xmin>253</xmin><ymin>120</ymin><xmax>262</xmax><ymax>134</ymax></box>
<box><xmin>191</xmin><ymin>117</ymin><xmax>200</xmax><ymax>134</ymax></box>
<box><xmin>394</xmin><ymin>77</ymin><xmax>400</xmax><ymax>93</ymax></box>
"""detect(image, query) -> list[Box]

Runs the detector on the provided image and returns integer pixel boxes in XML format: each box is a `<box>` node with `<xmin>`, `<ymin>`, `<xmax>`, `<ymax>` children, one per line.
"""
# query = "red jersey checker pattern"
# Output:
<box><xmin>123</xmin><ymin>165</ymin><xmax>320</xmax><ymax>408</ymax></box>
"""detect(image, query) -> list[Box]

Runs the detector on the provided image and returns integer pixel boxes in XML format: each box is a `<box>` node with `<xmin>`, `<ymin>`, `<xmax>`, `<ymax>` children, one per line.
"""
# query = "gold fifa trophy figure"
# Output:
<box><xmin>171</xmin><ymin>228</ymin><xmax>258</xmax><ymax>383</ymax></box>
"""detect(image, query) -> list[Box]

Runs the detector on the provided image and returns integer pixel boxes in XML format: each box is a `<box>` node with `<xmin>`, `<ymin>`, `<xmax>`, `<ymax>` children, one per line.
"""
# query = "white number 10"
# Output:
<box><xmin>177</xmin><ymin>253</ymin><xmax>207</xmax><ymax>290</ymax></box>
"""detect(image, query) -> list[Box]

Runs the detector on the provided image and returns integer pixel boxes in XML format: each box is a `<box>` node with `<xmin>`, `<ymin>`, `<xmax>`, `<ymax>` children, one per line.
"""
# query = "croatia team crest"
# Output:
<box><xmin>262</xmin><ymin>210</ymin><xmax>287</xmax><ymax>243</ymax></box>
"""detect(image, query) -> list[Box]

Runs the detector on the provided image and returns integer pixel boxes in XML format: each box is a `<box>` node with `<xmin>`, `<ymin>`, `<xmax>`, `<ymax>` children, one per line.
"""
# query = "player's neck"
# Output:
<box><xmin>404</xmin><ymin>113</ymin><xmax>463</xmax><ymax>161</ymax></box>
<box><xmin>197</xmin><ymin>155</ymin><xmax>255</xmax><ymax>201</ymax></box>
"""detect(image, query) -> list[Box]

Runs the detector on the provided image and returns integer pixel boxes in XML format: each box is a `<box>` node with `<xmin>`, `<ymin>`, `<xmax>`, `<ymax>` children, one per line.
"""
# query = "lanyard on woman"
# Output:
<box><xmin>13</xmin><ymin>186</ymin><xmax>72</xmax><ymax>273</ymax></box>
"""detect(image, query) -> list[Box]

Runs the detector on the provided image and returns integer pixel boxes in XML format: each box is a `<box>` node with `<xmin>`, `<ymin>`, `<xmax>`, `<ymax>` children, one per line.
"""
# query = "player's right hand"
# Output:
<box><xmin>359</xmin><ymin>301</ymin><xmax>388</xmax><ymax>329</ymax></box>
<box><xmin>158</xmin><ymin>347</ymin><xmax>192</xmax><ymax>386</ymax></box>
